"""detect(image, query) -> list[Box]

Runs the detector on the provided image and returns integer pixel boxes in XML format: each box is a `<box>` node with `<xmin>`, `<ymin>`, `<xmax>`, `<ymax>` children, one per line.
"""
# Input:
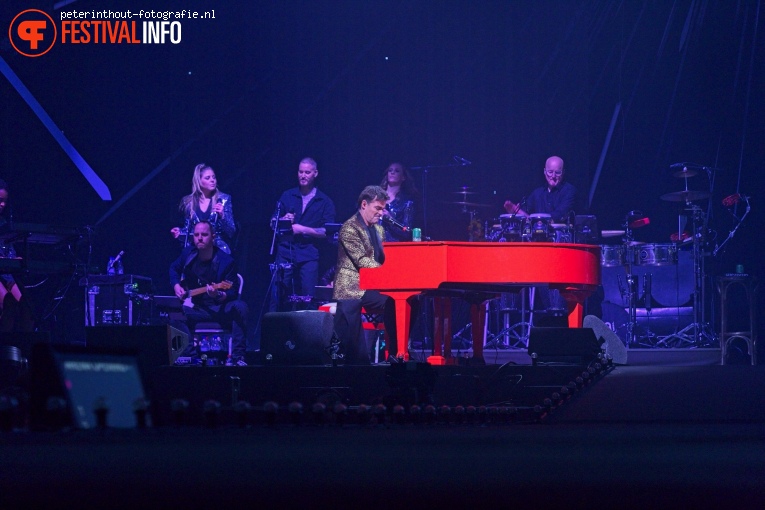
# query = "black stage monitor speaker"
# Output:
<box><xmin>261</xmin><ymin>311</ymin><xmax>335</xmax><ymax>365</ymax></box>
<box><xmin>30</xmin><ymin>343</ymin><xmax>150</xmax><ymax>430</ymax></box>
<box><xmin>527</xmin><ymin>327</ymin><xmax>601</xmax><ymax>365</ymax></box>
<box><xmin>86</xmin><ymin>324</ymin><xmax>189</xmax><ymax>367</ymax></box>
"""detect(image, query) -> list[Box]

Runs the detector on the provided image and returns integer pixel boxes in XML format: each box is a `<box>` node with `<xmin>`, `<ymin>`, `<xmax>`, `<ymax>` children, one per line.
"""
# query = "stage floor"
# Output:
<box><xmin>4</xmin><ymin>355</ymin><xmax>765</xmax><ymax>507</ymax></box>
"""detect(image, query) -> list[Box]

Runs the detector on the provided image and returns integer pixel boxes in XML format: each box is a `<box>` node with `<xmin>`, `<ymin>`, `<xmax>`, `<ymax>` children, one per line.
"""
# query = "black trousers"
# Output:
<box><xmin>334</xmin><ymin>291</ymin><xmax>396</xmax><ymax>365</ymax></box>
<box><xmin>0</xmin><ymin>294</ymin><xmax>34</xmax><ymax>333</ymax></box>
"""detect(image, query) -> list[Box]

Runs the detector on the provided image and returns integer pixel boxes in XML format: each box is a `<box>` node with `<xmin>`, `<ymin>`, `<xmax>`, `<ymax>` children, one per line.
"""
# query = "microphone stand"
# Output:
<box><xmin>269</xmin><ymin>202</ymin><xmax>281</xmax><ymax>256</ymax></box>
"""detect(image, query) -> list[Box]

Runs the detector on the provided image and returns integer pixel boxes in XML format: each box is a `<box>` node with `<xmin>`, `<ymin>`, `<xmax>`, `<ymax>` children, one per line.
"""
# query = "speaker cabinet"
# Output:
<box><xmin>527</xmin><ymin>327</ymin><xmax>601</xmax><ymax>365</ymax></box>
<box><xmin>260</xmin><ymin>311</ymin><xmax>335</xmax><ymax>365</ymax></box>
<box><xmin>86</xmin><ymin>324</ymin><xmax>189</xmax><ymax>367</ymax></box>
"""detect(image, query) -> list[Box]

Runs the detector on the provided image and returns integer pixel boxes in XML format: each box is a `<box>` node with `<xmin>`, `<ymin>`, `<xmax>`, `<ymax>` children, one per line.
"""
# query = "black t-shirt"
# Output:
<box><xmin>189</xmin><ymin>257</ymin><xmax>216</xmax><ymax>306</ymax></box>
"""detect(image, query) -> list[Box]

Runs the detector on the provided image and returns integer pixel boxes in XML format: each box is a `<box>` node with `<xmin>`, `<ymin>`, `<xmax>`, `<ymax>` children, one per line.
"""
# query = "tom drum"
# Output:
<box><xmin>632</xmin><ymin>243</ymin><xmax>677</xmax><ymax>266</ymax></box>
<box><xmin>499</xmin><ymin>213</ymin><xmax>527</xmax><ymax>241</ymax></box>
<box><xmin>600</xmin><ymin>245</ymin><xmax>625</xmax><ymax>267</ymax></box>
<box><xmin>528</xmin><ymin>213</ymin><xmax>552</xmax><ymax>242</ymax></box>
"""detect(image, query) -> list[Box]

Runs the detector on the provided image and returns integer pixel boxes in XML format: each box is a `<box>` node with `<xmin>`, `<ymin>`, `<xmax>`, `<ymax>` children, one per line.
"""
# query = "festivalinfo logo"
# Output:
<box><xmin>8</xmin><ymin>8</ymin><xmax>216</xmax><ymax>57</ymax></box>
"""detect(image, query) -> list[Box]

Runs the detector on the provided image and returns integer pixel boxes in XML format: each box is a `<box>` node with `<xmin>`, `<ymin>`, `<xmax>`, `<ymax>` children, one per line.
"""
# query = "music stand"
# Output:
<box><xmin>324</xmin><ymin>223</ymin><xmax>342</xmax><ymax>242</ymax></box>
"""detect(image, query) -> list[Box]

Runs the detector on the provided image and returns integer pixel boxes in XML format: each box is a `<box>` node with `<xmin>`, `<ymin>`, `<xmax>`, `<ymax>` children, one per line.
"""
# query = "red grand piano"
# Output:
<box><xmin>360</xmin><ymin>241</ymin><xmax>601</xmax><ymax>364</ymax></box>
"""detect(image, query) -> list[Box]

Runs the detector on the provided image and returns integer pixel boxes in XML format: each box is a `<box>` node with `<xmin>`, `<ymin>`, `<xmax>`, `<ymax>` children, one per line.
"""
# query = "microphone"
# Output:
<box><xmin>453</xmin><ymin>155</ymin><xmax>472</xmax><ymax>166</ymax></box>
<box><xmin>108</xmin><ymin>250</ymin><xmax>124</xmax><ymax>270</ymax></box>
<box><xmin>381</xmin><ymin>214</ymin><xmax>410</xmax><ymax>232</ymax></box>
<box><xmin>209</xmin><ymin>197</ymin><xmax>224</xmax><ymax>223</ymax></box>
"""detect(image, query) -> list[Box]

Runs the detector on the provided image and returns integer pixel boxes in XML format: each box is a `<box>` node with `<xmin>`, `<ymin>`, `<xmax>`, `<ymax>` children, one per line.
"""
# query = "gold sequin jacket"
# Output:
<box><xmin>332</xmin><ymin>213</ymin><xmax>385</xmax><ymax>300</ymax></box>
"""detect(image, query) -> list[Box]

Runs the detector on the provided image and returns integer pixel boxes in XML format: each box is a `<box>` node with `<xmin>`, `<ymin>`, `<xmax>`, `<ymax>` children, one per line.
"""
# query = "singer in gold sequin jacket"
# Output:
<box><xmin>331</xmin><ymin>186</ymin><xmax>401</xmax><ymax>363</ymax></box>
<box><xmin>332</xmin><ymin>212</ymin><xmax>386</xmax><ymax>300</ymax></box>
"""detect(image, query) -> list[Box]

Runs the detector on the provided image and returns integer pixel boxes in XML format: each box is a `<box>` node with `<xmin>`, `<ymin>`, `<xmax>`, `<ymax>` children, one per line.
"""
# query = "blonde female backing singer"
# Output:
<box><xmin>170</xmin><ymin>163</ymin><xmax>237</xmax><ymax>254</ymax></box>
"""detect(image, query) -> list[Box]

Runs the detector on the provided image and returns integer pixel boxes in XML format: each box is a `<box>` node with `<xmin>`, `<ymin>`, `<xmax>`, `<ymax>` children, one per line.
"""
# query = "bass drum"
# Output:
<box><xmin>632</xmin><ymin>243</ymin><xmax>677</xmax><ymax>266</ymax></box>
<box><xmin>600</xmin><ymin>245</ymin><xmax>625</xmax><ymax>267</ymax></box>
<box><xmin>600</xmin><ymin>250</ymin><xmax>694</xmax><ymax>307</ymax></box>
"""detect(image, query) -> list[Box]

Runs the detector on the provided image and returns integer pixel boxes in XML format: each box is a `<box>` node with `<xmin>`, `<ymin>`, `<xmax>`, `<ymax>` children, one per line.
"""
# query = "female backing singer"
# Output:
<box><xmin>379</xmin><ymin>162</ymin><xmax>418</xmax><ymax>241</ymax></box>
<box><xmin>170</xmin><ymin>163</ymin><xmax>237</xmax><ymax>254</ymax></box>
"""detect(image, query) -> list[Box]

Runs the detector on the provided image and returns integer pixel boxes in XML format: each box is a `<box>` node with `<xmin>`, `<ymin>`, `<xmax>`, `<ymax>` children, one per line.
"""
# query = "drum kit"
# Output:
<box><xmin>597</xmin><ymin>170</ymin><xmax>718</xmax><ymax>348</ymax></box>
<box><xmin>450</xmin><ymin>163</ymin><xmax>721</xmax><ymax>349</ymax></box>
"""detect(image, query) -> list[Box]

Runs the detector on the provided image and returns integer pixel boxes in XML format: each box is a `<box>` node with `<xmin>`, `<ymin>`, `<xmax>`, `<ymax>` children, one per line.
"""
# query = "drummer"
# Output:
<box><xmin>503</xmin><ymin>155</ymin><xmax>579</xmax><ymax>317</ymax></box>
<box><xmin>503</xmin><ymin>155</ymin><xmax>576</xmax><ymax>223</ymax></box>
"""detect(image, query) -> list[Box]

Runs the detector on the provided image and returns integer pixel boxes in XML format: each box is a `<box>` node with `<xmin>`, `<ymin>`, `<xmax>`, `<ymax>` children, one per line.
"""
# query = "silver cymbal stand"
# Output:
<box><xmin>659</xmin><ymin>204</ymin><xmax>717</xmax><ymax>347</ymax></box>
<box><xmin>620</xmin><ymin>219</ymin><xmax>639</xmax><ymax>348</ymax></box>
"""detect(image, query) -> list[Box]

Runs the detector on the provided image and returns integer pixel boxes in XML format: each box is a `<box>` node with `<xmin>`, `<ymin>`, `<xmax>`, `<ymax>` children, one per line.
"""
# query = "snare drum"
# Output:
<box><xmin>528</xmin><ymin>213</ymin><xmax>552</xmax><ymax>241</ymax></box>
<box><xmin>600</xmin><ymin>245</ymin><xmax>625</xmax><ymax>267</ymax></box>
<box><xmin>632</xmin><ymin>243</ymin><xmax>677</xmax><ymax>266</ymax></box>
<box><xmin>499</xmin><ymin>213</ymin><xmax>526</xmax><ymax>241</ymax></box>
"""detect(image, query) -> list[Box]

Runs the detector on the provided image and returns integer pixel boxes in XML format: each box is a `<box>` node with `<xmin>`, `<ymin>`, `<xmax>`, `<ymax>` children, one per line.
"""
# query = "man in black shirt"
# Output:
<box><xmin>271</xmin><ymin>157</ymin><xmax>336</xmax><ymax>311</ymax></box>
<box><xmin>503</xmin><ymin>155</ymin><xmax>578</xmax><ymax>316</ymax></box>
<box><xmin>503</xmin><ymin>155</ymin><xmax>576</xmax><ymax>222</ymax></box>
<box><xmin>170</xmin><ymin>221</ymin><xmax>248</xmax><ymax>365</ymax></box>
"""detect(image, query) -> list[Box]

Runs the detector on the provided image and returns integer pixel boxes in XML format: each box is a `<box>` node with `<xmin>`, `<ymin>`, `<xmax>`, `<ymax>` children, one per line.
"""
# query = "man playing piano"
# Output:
<box><xmin>169</xmin><ymin>220</ymin><xmax>248</xmax><ymax>365</ymax></box>
<box><xmin>332</xmin><ymin>185</ymin><xmax>399</xmax><ymax>364</ymax></box>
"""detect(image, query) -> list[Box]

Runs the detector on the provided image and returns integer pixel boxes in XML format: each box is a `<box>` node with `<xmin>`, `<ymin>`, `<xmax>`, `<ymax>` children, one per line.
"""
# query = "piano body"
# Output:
<box><xmin>359</xmin><ymin>241</ymin><xmax>601</xmax><ymax>364</ymax></box>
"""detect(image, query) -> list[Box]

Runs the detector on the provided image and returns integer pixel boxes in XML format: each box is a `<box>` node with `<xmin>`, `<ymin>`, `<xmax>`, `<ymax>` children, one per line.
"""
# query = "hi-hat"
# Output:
<box><xmin>448</xmin><ymin>201</ymin><xmax>493</xmax><ymax>208</ymax></box>
<box><xmin>601</xmin><ymin>230</ymin><xmax>626</xmax><ymax>238</ymax></box>
<box><xmin>660</xmin><ymin>190</ymin><xmax>710</xmax><ymax>202</ymax></box>
<box><xmin>672</xmin><ymin>168</ymin><xmax>699</xmax><ymax>178</ymax></box>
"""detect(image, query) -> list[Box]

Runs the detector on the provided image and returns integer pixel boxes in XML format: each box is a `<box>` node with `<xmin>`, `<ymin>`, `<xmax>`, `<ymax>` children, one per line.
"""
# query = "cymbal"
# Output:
<box><xmin>660</xmin><ymin>190</ymin><xmax>710</xmax><ymax>202</ymax></box>
<box><xmin>451</xmin><ymin>190</ymin><xmax>479</xmax><ymax>195</ymax></box>
<box><xmin>601</xmin><ymin>230</ymin><xmax>625</xmax><ymax>238</ymax></box>
<box><xmin>448</xmin><ymin>201</ymin><xmax>493</xmax><ymax>209</ymax></box>
<box><xmin>672</xmin><ymin>168</ymin><xmax>699</xmax><ymax>178</ymax></box>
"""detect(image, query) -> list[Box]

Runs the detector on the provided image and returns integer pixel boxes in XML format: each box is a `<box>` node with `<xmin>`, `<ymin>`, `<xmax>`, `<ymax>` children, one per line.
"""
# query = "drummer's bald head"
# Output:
<box><xmin>545</xmin><ymin>156</ymin><xmax>564</xmax><ymax>171</ymax></box>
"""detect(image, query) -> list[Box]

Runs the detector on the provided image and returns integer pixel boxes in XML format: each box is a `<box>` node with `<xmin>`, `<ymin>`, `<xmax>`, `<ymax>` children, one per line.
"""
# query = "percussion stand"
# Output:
<box><xmin>621</xmin><ymin>222</ymin><xmax>640</xmax><ymax>348</ymax></box>
<box><xmin>664</xmin><ymin>205</ymin><xmax>717</xmax><ymax>347</ymax></box>
<box><xmin>485</xmin><ymin>288</ymin><xmax>531</xmax><ymax>350</ymax></box>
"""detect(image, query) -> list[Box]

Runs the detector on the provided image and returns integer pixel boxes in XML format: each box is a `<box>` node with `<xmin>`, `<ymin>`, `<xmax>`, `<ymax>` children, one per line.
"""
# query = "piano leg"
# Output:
<box><xmin>387</xmin><ymin>291</ymin><xmax>417</xmax><ymax>360</ymax></box>
<box><xmin>428</xmin><ymin>297</ymin><xmax>453</xmax><ymax>365</ymax></box>
<box><xmin>469</xmin><ymin>299</ymin><xmax>489</xmax><ymax>364</ymax></box>
<box><xmin>567</xmin><ymin>302</ymin><xmax>584</xmax><ymax>328</ymax></box>
<box><xmin>560</xmin><ymin>287</ymin><xmax>597</xmax><ymax>328</ymax></box>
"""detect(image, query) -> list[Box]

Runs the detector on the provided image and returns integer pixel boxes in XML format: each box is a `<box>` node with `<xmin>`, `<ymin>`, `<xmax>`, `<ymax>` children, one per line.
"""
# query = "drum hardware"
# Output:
<box><xmin>573</xmin><ymin>215</ymin><xmax>598</xmax><ymax>244</ymax></box>
<box><xmin>713</xmin><ymin>193</ymin><xmax>751</xmax><ymax>257</ymax></box>
<box><xmin>485</xmin><ymin>289</ymin><xmax>532</xmax><ymax>350</ymax></box>
<box><xmin>671</xmin><ymin>167</ymin><xmax>699</xmax><ymax>178</ymax></box>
